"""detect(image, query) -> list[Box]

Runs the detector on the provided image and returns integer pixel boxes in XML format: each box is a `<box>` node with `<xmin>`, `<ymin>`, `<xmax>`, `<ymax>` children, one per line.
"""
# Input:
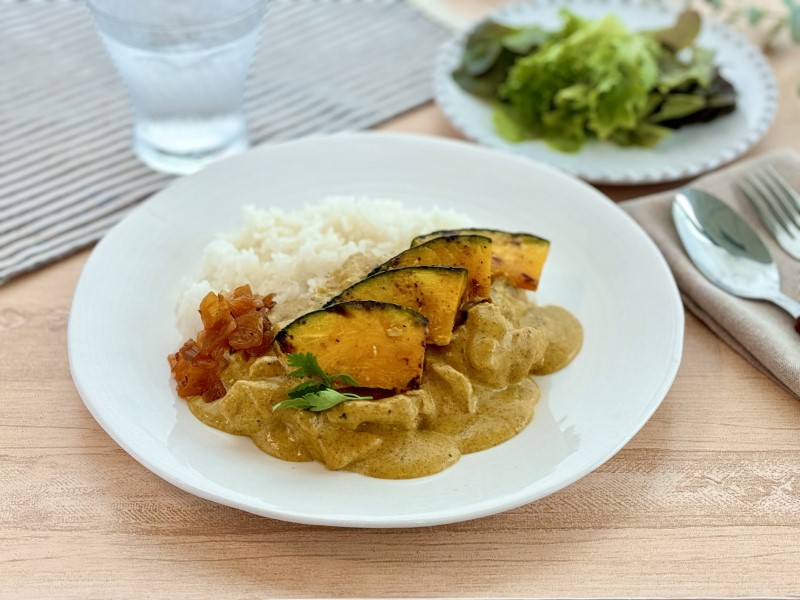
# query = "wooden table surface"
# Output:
<box><xmin>2</xmin><ymin>2</ymin><xmax>800</xmax><ymax>598</ymax></box>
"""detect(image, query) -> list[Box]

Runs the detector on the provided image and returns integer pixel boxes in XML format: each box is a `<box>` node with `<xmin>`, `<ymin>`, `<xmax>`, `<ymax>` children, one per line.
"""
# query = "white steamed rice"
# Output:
<box><xmin>176</xmin><ymin>196</ymin><xmax>472</xmax><ymax>337</ymax></box>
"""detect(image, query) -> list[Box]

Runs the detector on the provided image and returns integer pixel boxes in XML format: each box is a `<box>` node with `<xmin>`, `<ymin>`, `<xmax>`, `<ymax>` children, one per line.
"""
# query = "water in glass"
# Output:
<box><xmin>87</xmin><ymin>1</ymin><xmax>266</xmax><ymax>174</ymax></box>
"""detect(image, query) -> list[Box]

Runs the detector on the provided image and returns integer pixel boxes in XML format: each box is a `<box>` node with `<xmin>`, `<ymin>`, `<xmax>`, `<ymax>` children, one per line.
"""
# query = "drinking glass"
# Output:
<box><xmin>86</xmin><ymin>0</ymin><xmax>267</xmax><ymax>175</ymax></box>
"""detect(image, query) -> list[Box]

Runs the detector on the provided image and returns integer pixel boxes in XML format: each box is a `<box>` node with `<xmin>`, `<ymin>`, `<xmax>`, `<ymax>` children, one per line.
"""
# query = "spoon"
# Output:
<box><xmin>672</xmin><ymin>187</ymin><xmax>800</xmax><ymax>334</ymax></box>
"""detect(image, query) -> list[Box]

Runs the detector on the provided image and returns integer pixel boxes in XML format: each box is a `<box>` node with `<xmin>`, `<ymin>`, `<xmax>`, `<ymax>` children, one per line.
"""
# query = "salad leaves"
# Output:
<box><xmin>452</xmin><ymin>9</ymin><xmax>737</xmax><ymax>152</ymax></box>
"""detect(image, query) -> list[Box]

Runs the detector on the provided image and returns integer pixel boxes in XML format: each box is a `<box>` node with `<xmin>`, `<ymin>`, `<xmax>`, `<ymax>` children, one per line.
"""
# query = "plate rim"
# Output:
<box><xmin>433</xmin><ymin>0</ymin><xmax>779</xmax><ymax>185</ymax></box>
<box><xmin>68</xmin><ymin>131</ymin><xmax>684</xmax><ymax>527</ymax></box>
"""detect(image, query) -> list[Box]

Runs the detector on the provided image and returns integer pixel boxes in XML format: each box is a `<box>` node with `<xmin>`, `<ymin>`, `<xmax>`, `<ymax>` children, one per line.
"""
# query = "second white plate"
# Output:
<box><xmin>434</xmin><ymin>0</ymin><xmax>778</xmax><ymax>185</ymax></box>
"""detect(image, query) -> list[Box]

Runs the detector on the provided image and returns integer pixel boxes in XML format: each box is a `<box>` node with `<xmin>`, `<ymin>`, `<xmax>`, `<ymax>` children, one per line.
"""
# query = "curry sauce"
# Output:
<box><xmin>185</xmin><ymin>279</ymin><xmax>582</xmax><ymax>479</ymax></box>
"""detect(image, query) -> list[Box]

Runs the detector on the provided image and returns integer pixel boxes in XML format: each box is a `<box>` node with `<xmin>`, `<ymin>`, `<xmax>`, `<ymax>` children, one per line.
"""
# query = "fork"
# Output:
<box><xmin>736</xmin><ymin>166</ymin><xmax>800</xmax><ymax>261</ymax></box>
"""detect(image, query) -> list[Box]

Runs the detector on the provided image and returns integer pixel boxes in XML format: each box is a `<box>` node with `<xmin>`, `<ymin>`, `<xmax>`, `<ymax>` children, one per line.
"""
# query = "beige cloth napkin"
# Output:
<box><xmin>622</xmin><ymin>149</ymin><xmax>800</xmax><ymax>399</ymax></box>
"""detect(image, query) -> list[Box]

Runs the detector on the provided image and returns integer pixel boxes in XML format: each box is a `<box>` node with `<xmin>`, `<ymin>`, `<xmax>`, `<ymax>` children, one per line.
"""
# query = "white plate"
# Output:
<box><xmin>434</xmin><ymin>0</ymin><xmax>778</xmax><ymax>185</ymax></box>
<box><xmin>68</xmin><ymin>132</ymin><xmax>683</xmax><ymax>527</ymax></box>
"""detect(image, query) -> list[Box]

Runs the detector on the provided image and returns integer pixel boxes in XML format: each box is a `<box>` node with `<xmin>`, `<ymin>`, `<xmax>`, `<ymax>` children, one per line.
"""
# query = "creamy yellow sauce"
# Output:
<box><xmin>187</xmin><ymin>279</ymin><xmax>582</xmax><ymax>479</ymax></box>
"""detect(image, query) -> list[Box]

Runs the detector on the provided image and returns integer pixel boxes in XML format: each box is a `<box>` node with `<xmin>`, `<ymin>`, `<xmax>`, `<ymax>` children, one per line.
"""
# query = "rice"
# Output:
<box><xmin>176</xmin><ymin>196</ymin><xmax>473</xmax><ymax>337</ymax></box>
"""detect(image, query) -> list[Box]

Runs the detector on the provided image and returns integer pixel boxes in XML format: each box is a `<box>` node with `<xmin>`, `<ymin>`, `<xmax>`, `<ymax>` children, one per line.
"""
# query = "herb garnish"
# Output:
<box><xmin>272</xmin><ymin>352</ymin><xmax>372</xmax><ymax>412</ymax></box>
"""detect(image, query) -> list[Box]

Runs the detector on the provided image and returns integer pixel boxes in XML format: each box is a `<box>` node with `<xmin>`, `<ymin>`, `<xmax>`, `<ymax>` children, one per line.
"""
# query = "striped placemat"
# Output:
<box><xmin>0</xmin><ymin>0</ymin><xmax>452</xmax><ymax>285</ymax></box>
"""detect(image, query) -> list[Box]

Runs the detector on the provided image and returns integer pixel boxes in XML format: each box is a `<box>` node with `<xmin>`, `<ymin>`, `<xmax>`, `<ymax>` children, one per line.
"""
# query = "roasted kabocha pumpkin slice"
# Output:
<box><xmin>324</xmin><ymin>266</ymin><xmax>467</xmax><ymax>346</ymax></box>
<box><xmin>274</xmin><ymin>301</ymin><xmax>428</xmax><ymax>392</ymax></box>
<box><xmin>411</xmin><ymin>228</ymin><xmax>550</xmax><ymax>291</ymax></box>
<box><xmin>368</xmin><ymin>235</ymin><xmax>492</xmax><ymax>304</ymax></box>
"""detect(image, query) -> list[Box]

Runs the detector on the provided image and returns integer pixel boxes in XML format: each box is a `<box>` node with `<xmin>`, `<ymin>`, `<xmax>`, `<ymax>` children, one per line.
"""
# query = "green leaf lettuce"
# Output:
<box><xmin>496</xmin><ymin>11</ymin><xmax>662</xmax><ymax>151</ymax></box>
<box><xmin>454</xmin><ymin>9</ymin><xmax>737</xmax><ymax>152</ymax></box>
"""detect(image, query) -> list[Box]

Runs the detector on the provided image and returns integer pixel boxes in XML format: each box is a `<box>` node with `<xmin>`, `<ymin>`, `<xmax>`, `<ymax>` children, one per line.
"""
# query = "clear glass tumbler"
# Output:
<box><xmin>86</xmin><ymin>0</ymin><xmax>267</xmax><ymax>175</ymax></box>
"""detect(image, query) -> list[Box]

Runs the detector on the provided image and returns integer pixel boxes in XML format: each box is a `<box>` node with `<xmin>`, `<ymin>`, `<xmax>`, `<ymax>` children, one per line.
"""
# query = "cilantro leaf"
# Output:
<box><xmin>286</xmin><ymin>352</ymin><xmax>331</xmax><ymax>385</ymax></box>
<box><xmin>274</xmin><ymin>352</ymin><xmax>371</xmax><ymax>412</ymax></box>
<box><xmin>287</xmin><ymin>380</ymin><xmax>327</xmax><ymax>399</ymax></box>
<box><xmin>273</xmin><ymin>389</ymin><xmax>372</xmax><ymax>413</ymax></box>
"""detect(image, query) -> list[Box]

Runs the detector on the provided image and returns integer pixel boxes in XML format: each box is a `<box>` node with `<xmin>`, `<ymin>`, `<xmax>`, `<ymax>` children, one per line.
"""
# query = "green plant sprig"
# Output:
<box><xmin>272</xmin><ymin>352</ymin><xmax>372</xmax><ymax>412</ymax></box>
<box><xmin>692</xmin><ymin>0</ymin><xmax>800</xmax><ymax>47</ymax></box>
